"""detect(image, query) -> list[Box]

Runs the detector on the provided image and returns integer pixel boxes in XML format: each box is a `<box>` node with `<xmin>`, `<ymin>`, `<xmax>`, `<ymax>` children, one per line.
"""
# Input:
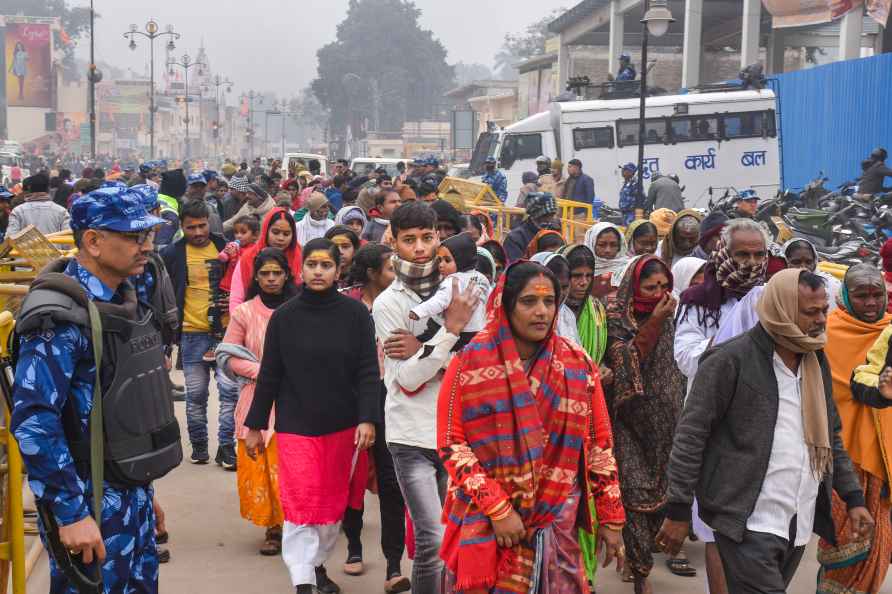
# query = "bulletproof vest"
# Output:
<box><xmin>142</xmin><ymin>252</ymin><xmax>179</xmax><ymax>347</ymax></box>
<box><xmin>16</xmin><ymin>259</ymin><xmax>182</xmax><ymax>488</ymax></box>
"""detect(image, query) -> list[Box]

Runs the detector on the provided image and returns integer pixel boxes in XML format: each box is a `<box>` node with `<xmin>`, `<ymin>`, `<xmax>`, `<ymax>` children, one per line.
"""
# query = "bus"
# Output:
<box><xmin>471</xmin><ymin>89</ymin><xmax>780</xmax><ymax>208</ymax></box>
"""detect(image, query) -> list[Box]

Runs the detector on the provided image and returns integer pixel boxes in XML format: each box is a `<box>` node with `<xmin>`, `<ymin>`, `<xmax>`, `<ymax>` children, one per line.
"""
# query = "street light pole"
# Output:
<box><xmin>242</xmin><ymin>91</ymin><xmax>257</xmax><ymax>162</ymax></box>
<box><xmin>167</xmin><ymin>53</ymin><xmax>206</xmax><ymax>161</ymax></box>
<box><xmin>637</xmin><ymin>0</ymin><xmax>674</xmax><ymax>198</ymax></box>
<box><xmin>280</xmin><ymin>102</ymin><xmax>287</xmax><ymax>161</ymax></box>
<box><xmin>88</xmin><ymin>0</ymin><xmax>101</xmax><ymax>160</ymax></box>
<box><xmin>124</xmin><ymin>21</ymin><xmax>179</xmax><ymax>159</ymax></box>
<box><xmin>206</xmin><ymin>75</ymin><xmax>232</xmax><ymax>164</ymax></box>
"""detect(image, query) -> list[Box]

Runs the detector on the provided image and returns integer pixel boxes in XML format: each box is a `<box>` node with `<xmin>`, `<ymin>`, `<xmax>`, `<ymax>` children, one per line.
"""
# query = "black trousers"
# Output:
<box><xmin>714</xmin><ymin>517</ymin><xmax>805</xmax><ymax>594</ymax></box>
<box><xmin>342</xmin><ymin>389</ymin><xmax>406</xmax><ymax>574</ymax></box>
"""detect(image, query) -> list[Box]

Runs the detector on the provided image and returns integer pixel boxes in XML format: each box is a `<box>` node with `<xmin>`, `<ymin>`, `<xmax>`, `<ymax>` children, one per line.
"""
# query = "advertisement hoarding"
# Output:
<box><xmin>763</xmin><ymin>0</ymin><xmax>891</xmax><ymax>27</ymax></box>
<box><xmin>4</xmin><ymin>21</ymin><xmax>52</xmax><ymax>108</ymax></box>
<box><xmin>97</xmin><ymin>80</ymin><xmax>151</xmax><ymax>115</ymax></box>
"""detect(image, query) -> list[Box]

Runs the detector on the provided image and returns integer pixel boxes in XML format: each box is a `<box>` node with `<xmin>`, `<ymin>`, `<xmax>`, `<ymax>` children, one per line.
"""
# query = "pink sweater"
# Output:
<box><xmin>222</xmin><ymin>296</ymin><xmax>275</xmax><ymax>444</ymax></box>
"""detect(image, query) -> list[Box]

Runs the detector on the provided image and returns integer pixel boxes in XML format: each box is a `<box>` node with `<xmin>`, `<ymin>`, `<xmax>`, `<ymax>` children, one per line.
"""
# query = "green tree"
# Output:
<box><xmin>311</xmin><ymin>0</ymin><xmax>454</xmax><ymax>139</ymax></box>
<box><xmin>494</xmin><ymin>8</ymin><xmax>565</xmax><ymax>79</ymax></box>
<box><xmin>5</xmin><ymin>0</ymin><xmax>94</xmax><ymax>76</ymax></box>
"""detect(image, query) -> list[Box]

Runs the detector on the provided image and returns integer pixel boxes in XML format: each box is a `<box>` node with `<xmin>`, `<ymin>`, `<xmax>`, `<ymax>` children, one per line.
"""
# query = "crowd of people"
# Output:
<box><xmin>8</xmin><ymin>152</ymin><xmax>892</xmax><ymax>594</ymax></box>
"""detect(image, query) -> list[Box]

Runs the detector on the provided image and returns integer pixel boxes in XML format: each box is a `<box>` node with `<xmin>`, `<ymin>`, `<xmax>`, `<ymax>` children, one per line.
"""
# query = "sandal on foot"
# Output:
<box><xmin>666</xmin><ymin>556</ymin><xmax>697</xmax><ymax>577</ymax></box>
<box><xmin>384</xmin><ymin>574</ymin><xmax>410</xmax><ymax>593</ymax></box>
<box><xmin>343</xmin><ymin>554</ymin><xmax>364</xmax><ymax>576</ymax></box>
<box><xmin>622</xmin><ymin>564</ymin><xmax>635</xmax><ymax>583</ymax></box>
<box><xmin>260</xmin><ymin>527</ymin><xmax>282</xmax><ymax>556</ymax></box>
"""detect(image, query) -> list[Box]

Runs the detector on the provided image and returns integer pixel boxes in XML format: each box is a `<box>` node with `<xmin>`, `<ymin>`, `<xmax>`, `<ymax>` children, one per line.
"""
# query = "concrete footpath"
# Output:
<box><xmin>28</xmin><ymin>373</ymin><xmax>892</xmax><ymax>593</ymax></box>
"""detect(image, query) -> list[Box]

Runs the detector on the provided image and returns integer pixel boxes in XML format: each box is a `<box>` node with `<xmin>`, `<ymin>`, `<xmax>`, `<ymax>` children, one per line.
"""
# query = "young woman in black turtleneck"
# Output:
<box><xmin>244</xmin><ymin>238</ymin><xmax>380</xmax><ymax>594</ymax></box>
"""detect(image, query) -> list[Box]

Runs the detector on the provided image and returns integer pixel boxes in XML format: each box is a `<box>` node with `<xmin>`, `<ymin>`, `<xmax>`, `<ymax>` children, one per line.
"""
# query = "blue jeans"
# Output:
<box><xmin>180</xmin><ymin>332</ymin><xmax>238</xmax><ymax>447</ymax></box>
<box><xmin>388</xmin><ymin>443</ymin><xmax>446</xmax><ymax>594</ymax></box>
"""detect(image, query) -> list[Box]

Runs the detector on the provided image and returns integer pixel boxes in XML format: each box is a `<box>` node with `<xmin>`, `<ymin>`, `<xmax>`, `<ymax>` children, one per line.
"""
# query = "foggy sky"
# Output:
<box><xmin>71</xmin><ymin>0</ymin><xmax>567</xmax><ymax>99</ymax></box>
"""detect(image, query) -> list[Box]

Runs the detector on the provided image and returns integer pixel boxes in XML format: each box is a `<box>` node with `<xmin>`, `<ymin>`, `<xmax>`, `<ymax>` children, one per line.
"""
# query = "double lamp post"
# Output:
<box><xmin>167</xmin><ymin>54</ymin><xmax>207</xmax><ymax>161</ymax></box>
<box><xmin>123</xmin><ymin>21</ymin><xmax>180</xmax><ymax>160</ymax></box>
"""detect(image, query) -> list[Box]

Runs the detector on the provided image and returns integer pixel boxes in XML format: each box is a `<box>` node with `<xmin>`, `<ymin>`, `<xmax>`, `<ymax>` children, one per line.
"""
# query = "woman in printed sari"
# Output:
<box><xmin>438</xmin><ymin>261</ymin><xmax>626</xmax><ymax>593</ymax></box>
<box><xmin>605</xmin><ymin>255</ymin><xmax>685</xmax><ymax>594</ymax></box>
<box><xmin>217</xmin><ymin>247</ymin><xmax>297</xmax><ymax>555</ymax></box>
<box><xmin>817</xmin><ymin>264</ymin><xmax>892</xmax><ymax>594</ymax></box>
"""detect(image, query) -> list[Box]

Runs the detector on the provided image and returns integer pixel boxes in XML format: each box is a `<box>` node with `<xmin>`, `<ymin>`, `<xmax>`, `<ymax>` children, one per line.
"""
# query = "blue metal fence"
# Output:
<box><xmin>769</xmin><ymin>52</ymin><xmax>892</xmax><ymax>192</ymax></box>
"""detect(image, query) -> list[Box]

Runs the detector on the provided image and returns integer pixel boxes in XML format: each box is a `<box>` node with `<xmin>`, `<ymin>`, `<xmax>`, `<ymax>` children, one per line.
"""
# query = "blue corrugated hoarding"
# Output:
<box><xmin>770</xmin><ymin>52</ymin><xmax>892</xmax><ymax>192</ymax></box>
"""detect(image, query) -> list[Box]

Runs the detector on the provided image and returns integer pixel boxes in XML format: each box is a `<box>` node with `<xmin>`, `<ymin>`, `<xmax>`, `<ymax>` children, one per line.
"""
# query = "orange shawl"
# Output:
<box><xmin>825</xmin><ymin>307</ymin><xmax>892</xmax><ymax>485</ymax></box>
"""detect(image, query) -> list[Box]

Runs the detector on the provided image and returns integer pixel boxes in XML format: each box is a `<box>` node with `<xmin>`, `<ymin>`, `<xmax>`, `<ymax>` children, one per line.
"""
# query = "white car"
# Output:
<box><xmin>284</xmin><ymin>153</ymin><xmax>328</xmax><ymax>176</ymax></box>
<box><xmin>350</xmin><ymin>158</ymin><xmax>410</xmax><ymax>179</ymax></box>
<box><xmin>0</xmin><ymin>141</ymin><xmax>23</xmax><ymax>156</ymax></box>
<box><xmin>0</xmin><ymin>152</ymin><xmax>28</xmax><ymax>187</ymax></box>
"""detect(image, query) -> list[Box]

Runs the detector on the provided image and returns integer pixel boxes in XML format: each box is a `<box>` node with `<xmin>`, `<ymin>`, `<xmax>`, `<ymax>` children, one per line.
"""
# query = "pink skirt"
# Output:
<box><xmin>277</xmin><ymin>427</ymin><xmax>368</xmax><ymax>525</ymax></box>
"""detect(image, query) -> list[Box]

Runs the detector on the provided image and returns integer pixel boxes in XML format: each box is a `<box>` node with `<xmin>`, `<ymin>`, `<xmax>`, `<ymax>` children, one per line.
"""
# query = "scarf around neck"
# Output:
<box><xmin>392</xmin><ymin>253</ymin><xmax>440</xmax><ymax>299</ymax></box>
<box><xmin>756</xmin><ymin>268</ymin><xmax>831</xmax><ymax>479</ymax></box>
<box><xmin>679</xmin><ymin>238</ymin><xmax>765</xmax><ymax>328</ymax></box>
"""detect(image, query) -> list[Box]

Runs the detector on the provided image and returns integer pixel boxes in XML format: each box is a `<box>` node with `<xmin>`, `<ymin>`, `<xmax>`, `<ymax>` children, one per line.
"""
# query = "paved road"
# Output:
<box><xmin>28</xmin><ymin>372</ymin><xmax>892</xmax><ymax>593</ymax></box>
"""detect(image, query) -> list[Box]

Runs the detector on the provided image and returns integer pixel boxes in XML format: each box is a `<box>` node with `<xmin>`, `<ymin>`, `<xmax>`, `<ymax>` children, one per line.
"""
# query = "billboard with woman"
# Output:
<box><xmin>5</xmin><ymin>21</ymin><xmax>52</xmax><ymax>108</ymax></box>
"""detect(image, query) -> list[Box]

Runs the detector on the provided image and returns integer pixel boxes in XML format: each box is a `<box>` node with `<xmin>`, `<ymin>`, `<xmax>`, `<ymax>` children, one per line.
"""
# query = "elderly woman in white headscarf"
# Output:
<box><xmin>584</xmin><ymin>222</ymin><xmax>630</xmax><ymax>298</ymax></box>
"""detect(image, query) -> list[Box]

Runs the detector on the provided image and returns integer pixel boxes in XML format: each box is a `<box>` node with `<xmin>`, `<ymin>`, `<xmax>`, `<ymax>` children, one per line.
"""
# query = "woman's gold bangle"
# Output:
<box><xmin>602</xmin><ymin>523</ymin><xmax>624</xmax><ymax>532</ymax></box>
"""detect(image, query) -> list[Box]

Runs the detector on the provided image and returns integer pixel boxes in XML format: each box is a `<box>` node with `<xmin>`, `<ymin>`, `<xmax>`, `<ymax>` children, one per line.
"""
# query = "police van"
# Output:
<box><xmin>471</xmin><ymin>89</ymin><xmax>780</xmax><ymax>208</ymax></box>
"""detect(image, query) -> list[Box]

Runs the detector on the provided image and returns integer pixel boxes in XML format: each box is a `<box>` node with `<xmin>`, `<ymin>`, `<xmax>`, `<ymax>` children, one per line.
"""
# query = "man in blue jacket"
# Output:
<box><xmin>564</xmin><ymin>159</ymin><xmax>595</xmax><ymax>204</ymax></box>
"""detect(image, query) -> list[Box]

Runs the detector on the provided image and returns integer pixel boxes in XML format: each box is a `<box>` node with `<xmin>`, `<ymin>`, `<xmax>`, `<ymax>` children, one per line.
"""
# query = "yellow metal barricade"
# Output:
<box><xmin>818</xmin><ymin>261</ymin><xmax>848</xmax><ymax>280</ymax></box>
<box><xmin>0</xmin><ymin>309</ymin><xmax>25</xmax><ymax>594</ymax></box>
<box><xmin>436</xmin><ymin>177</ymin><xmax>601</xmax><ymax>244</ymax></box>
<box><xmin>556</xmin><ymin>199</ymin><xmax>593</xmax><ymax>224</ymax></box>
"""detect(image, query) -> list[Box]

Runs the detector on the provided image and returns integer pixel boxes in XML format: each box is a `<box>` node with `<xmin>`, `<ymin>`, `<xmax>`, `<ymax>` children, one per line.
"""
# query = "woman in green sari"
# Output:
<box><xmin>558</xmin><ymin>243</ymin><xmax>612</xmax><ymax>587</ymax></box>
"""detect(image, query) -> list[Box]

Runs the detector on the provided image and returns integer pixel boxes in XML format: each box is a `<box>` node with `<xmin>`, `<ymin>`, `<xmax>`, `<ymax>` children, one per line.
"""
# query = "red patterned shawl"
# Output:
<box><xmin>437</xmin><ymin>261</ymin><xmax>625</xmax><ymax>593</ymax></box>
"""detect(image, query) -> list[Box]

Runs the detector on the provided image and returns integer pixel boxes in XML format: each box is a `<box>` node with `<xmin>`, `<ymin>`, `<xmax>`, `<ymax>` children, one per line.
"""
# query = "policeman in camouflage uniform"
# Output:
<box><xmin>481</xmin><ymin>155</ymin><xmax>508</xmax><ymax>202</ymax></box>
<box><xmin>11</xmin><ymin>186</ymin><xmax>179</xmax><ymax>593</ymax></box>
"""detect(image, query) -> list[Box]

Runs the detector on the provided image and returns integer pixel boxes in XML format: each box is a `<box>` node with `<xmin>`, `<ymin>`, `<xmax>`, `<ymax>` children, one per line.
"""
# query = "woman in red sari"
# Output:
<box><xmin>438</xmin><ymin>261</ymin><xmax>626</xmax><ymax>594</ymax></box>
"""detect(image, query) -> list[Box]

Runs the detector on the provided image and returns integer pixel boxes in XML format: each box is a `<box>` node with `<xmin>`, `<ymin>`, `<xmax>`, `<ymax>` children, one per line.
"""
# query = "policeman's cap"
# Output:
<box><xmin>70</xmin><ymin>187</ymin><xmax>165</xmax><ymax>233</ymax></box>
<box><xmin>187</xmin><ymin>173</ymin><xmax>207</xmax><ymax>186</ymax></box>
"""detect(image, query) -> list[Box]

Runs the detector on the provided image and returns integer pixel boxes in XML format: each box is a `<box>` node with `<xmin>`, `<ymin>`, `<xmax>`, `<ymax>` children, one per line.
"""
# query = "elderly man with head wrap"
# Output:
<box><xmin>658</xmin><ymin>209</ymin><xmax>703</xmax><ymax>267</ymax></box>
<box><xmin>658</xmin><ymin>268</ymin><xmax>873</xmax><ymax>594</ymax></box>
<box><xmin>294</xmin><ymin>192</ymin><xmax>334</xmax><ymax>247</ymax></box>
<box><xmin>814</xmin><ymin>264</ymin><xmax>892</xmax><ymax>594</ymax></box>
